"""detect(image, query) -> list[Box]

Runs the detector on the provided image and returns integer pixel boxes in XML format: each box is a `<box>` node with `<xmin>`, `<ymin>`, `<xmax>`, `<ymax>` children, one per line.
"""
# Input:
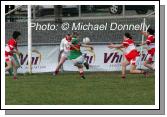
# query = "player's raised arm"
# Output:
<box><xmin>139</xmin><ymin>31</ymin><xmax>148</xmax><ymax>37</ymax></box>
<box><xmin>69</xmin><ymin>43</ymin><xmax>80</xmax><ymax>51</ymax></box>
<box><xmin>81</xmin><ymin>44</ymin><xmax>94</xmax><ymax>50</ymax></box>
<box><xmin>139</xmin><ymin>41</ymin><xmax>147</xmax><ymax>46</ymax></box>
<box><xmin>108</xmin><ymin>42</ymin><xmax>124</xmax><ymax>49</ymax></box>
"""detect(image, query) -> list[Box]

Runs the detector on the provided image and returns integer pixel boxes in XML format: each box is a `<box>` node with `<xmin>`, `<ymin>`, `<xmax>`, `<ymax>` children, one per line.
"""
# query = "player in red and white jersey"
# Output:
<box><xmin>5</xmin><ymin>31</ymin><xmax>22</xmax><ymax>80</ymax></box>
<box><xmin>140</xmin><ymin>28</ymin><xmax>155</xmax><ymax>70</ymax></box>
<box><xmin>108</xmin><ymin>33</ymin><xmax>147</xmax><ymax>79</ymax></box>
<box><xmin>53</xmin><ymin>33</ymin><xmax>72</xmax><ymax>75</ymax></box>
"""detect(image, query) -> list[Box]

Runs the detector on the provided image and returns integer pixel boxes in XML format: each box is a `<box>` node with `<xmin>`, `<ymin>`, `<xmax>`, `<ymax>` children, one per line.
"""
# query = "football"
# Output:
<box><xmin>83</xmin><ymin>37</ymin><xmax>90</xmax><ymax>44</ymax></box>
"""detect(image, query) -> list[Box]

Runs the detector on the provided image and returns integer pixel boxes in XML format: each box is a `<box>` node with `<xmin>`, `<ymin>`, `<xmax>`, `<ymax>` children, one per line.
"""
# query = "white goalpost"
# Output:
<box><xmin>28</xmin><ymin>5</ymin><xmax>32</xmax><ymax>74</ymax></box>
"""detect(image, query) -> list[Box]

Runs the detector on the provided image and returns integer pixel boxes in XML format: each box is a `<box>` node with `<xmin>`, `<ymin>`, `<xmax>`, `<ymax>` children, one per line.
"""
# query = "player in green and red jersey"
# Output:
<box><xmin>68</xmin><ymin>37</ymin><xmax>93</xmax><ymax>79</ymax></box>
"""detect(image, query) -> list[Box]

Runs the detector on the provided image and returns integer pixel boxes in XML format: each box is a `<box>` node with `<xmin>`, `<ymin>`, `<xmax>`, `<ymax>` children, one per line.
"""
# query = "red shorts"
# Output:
<box><xmin>125</xmin><ymin>50</ymin><xmax>140</xmax><ymax>65</ymax></box>
<box><xmin>148</xmin><ymin>48</ymin><xmax>155</xmax><ymax>56</ymax></box>
<box><xmin>5</xmin><ymin>51</ymin><xmax>13</xmax><ymax>62</ymax></box>
<box><xmin>146</xmin><ymin>48</ymin><xmax>155</xmax><ymax>63</ymax></box>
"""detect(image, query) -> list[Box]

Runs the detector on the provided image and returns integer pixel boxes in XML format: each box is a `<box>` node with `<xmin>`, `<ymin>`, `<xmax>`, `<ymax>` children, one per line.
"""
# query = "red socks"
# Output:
<box><xmin>80</xmin><ymin>72</ymin><xmax>84</xmax><ymax>77</ymax></box>
<box><xmin>55</xmin><ymin>70</ymin><xmax>59</xmax><ymax>75</ymax></box>
<box><xmin>13</xmin><ymin>77</ymin><xmax>17</xmax><ymax>80</ymax></box>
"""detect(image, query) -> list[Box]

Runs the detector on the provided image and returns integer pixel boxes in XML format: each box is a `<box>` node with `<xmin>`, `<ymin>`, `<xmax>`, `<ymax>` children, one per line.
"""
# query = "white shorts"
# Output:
<box><xmin>5</xmin><ymin>55</ymin><xmax>13</xmax><ymax>62</ymax></box>
<box><xmin>130</xmin><ymin>56</ymin><xmax>140</xmax><ymax>66</ymax></box>
<box><xmin>72</xmin><ymin>55</ymin><xmax>85</xmax><ymax>66</ymax></box>
<box><xmin>61</xmin><ymin>51</ymin><xmax>70</xmax><ymax>58</ymax></box>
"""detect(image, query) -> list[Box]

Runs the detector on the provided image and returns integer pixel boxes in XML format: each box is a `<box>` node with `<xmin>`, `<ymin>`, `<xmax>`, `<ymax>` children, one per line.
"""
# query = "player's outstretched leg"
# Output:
<box><xmin>83</xmin><ymin>61</ymin><xmax>89</xmax><ymax>70</ymax></box>
<box><xmin>12</xmin><ymin>60</ymin><xmax>18</xmax><ymax>80</ymax></box>
<box><xmin>143</xmin><ymin>61</ymin><xmax>155</xmax><ymax>71</ymax></box>
<box><xmin>130</xmin><ymin>64</ymin><xmax>148</xmax><ymax>78</ymax></box>
<box><xmin>76</xmin><ymin>64</ymin><xmax>85</xmax><ymax>79</ymax></box>
<box><xmin>121</xmin><ymin>60</ymin><xmax>129</xmax><ymax>79</ymax></box>
<box><xmin>54</xmin><ymin>56</ymin><xmax>67</xmax><ymax>76</ymax></box>
<box><xmin>6</xmin><ymin>59</ymin><xmax>18</xmax><ymax>80</ymax></box>
<box><xmin>5</xmin><ymin>61</ymin><xmax>12</xmax><ymax>72</ymax></box>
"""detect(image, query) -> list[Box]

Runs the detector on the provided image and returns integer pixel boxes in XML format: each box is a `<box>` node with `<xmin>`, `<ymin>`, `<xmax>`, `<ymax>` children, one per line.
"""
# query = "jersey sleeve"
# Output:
<box><xmin>71</xmin><ymin>38</ymin><xmax>78</xmax><ymax>45</ymax></box>
<box><xmin>8</xmin><ymin>39</ymin><xmax>16</xmax><ymax>50</ymax></box>
<box><xmin>122</xmin><ymin>40</ymin><xmax>129</xmax><ymax>47</ymax></box>
<box><xmin>146</xmin><ymin>35</ymin><xmax>154</xmax><ymax>44</ymax></box>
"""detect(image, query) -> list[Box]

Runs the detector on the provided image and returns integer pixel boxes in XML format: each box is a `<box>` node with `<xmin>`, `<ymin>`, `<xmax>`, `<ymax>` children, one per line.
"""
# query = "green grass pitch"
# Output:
<box><xmin>5</xmin><ymin>72</ymin><xmax>155</xmax><ymax>105</ymax></box>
